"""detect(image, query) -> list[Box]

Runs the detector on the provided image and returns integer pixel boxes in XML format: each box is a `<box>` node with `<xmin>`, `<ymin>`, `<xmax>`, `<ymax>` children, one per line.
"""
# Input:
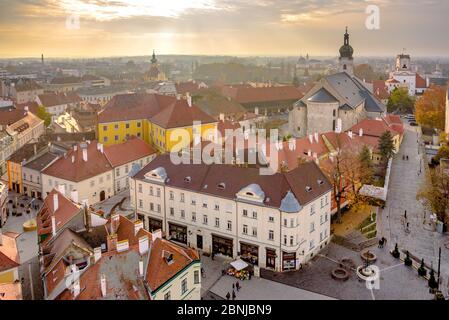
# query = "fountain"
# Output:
<box><xmin>356</xmin><ymin>250</ymin><xmax>379</xmax><ymax>282</ymax></box>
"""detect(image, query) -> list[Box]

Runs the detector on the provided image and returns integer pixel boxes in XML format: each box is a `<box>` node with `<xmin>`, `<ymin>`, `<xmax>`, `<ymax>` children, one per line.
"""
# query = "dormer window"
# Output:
<box><xmin>184</xmin><ymin>176</ymin><xmax>191</xmax><ymax>183</ymax></box>
<box><xmin>317</xmin><ymin>180</ymin><xmax>324</xmax><ymax>185</ymax></box>
<box><xmin>218</xmin><ymin>182</ymin><xmax>226</xmax><ymax>190</ymax></box>
<box><xmin>246</xmin><ymin>192</ymin><xmax>254</xmax><ymax>196</ymax></box>
<box><xmin>305</xmin><ymin>186</ymin><xmax>312</xmax><ymax>192</ymax></box>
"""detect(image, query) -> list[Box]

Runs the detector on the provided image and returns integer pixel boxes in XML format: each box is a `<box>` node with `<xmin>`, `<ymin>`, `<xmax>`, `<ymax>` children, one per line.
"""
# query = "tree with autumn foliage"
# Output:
<box><xmin>415</xmin><ymin>85</ymin><xmax>446</xmax><ymax>130</ymax></box>
<box><xmin>417</xmin><ymin>167</ymin><xmax>449</xmax><ymax>224</ymax></box>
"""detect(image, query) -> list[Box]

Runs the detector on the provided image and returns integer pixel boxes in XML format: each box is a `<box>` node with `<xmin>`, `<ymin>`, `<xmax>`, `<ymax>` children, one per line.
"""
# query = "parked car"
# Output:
<box><xmin>409</xmin><ymin>121</ymin><xmax>418</xmax><ymax>126</ymax></box>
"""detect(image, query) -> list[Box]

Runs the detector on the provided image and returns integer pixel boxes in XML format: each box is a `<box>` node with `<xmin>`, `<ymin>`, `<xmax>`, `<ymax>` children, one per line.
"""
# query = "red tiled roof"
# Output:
<box><xmin>0</xmin><ymin>232</ymin><xmax>20</xmax><ymax>273</ymax></box>
<box><xmin>36</xmin><ymin>189</ymin><xmax>82</xmax><ymax>243</ymax></box>
<box><xmin>150</xmin><ymin>98</ymin><xmax>216</xmax><ymax>129</ymax></box>
<box><xmin>98</xmin><ymin>93</ymin><xmax>172</xmax><ymax>123</ymax></box>
<box><xmin>147</xmin><ymin>238</ymin><xmax>199</xmax><ymax>292</ymax></box>
<box><xmin>175</xmin><ymin>81</ymin><xmax>203</xmax><ymax>95</ymax></box>
<box><xmin>15</xmin><ymin>101</ymin><xmax>40</xmax><ymax>115</ymax></box>
<box><xmin>372</xmin><ymin>80</ymin><xmax>390</xmax><ymax>100</ymax></box>
<box><xmin>221</xmin><ymin>85</ymin><xmax>304</xmax><ymax>104</ymax></box>
<box><xmin>103</xmin><ymin>137</ymin><xmax>156</xmax><ymax>168</ymax></box>
<box><xmin>37</xmin><ymin>92</ymin><xmax>80</xmax><ymax>107</ymax></box>
<box><xmin>0</xmin><ymin>107</ymin><xmax>28</xmax><ymax>126</ymax></box>
<box><xmin>350</xmin><ymin>118</ymin><xmax>400</xmax><ymax>138</ymax></box>
<box><xmin>42</xmin><ymin>141</ymin><xmax>112</xmax><ymax>182</ymax></box>
<box><xmin>416</xmin><ymin>74</ymin><xmax>427</xmax><ymax>88</ymax></box>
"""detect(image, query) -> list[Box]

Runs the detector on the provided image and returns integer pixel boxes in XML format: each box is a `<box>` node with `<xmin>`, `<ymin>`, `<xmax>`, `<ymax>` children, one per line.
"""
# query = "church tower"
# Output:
<box><xmin>339</xmin><ymin>27</ymin><xmax>354</xmax><ymax>75</ymax></box>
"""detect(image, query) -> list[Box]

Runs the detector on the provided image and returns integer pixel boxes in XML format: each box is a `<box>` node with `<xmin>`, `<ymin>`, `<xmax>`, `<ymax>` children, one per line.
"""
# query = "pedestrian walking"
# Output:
<box><xmin>226</xmin><ymin>292</ymin><xmax>230</xmax><ymax>300</ymax></box>
<box><xmin>378</xmin><ymin>239</ymin><xmax>382</xmax><ymax>248</ymax></box>
<box><xmin>232</xmin><ymin>283</ymin><xmax>235</xmax><ymax>290</ymax></box>
<box><xmin>236</xmin><ymin>281</ymin><xmax>240</xmax><ymax>292</ymax></box>
<box><xmin>404</xmin><ymin>210</ymin><xmax>407</xmax><ymax>219</ymax></box>
<box><xmin>232</xmin><ymin>290</ymin><xmax>236</xmax><ymax>300</ymax></box>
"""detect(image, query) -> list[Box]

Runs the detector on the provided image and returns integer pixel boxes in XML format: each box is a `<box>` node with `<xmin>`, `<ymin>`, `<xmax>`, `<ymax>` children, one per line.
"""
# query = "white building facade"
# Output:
<box><xmin>131</xmin><ymin>155</ymin><xmax>332</xmax><ymax>272</ymax></box>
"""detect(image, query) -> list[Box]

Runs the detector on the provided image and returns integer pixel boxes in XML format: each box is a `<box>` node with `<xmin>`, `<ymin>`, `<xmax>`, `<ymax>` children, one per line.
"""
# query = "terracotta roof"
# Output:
<box><xmin>150</xmin><ymin>98</ymin><xmax>216</xmax><ymax>129</ymax></box>
<box><xmin>37</xmin><ymin>92</ymin><xmax>80</xmax><ymax>107</ymax></box>
<box><xmin>134</xmin><ymin>154</ymin><xmax>332</xmax><ymax>207</ymax></box>
<box><xmin>0</xmin><ymin>232</ymin><xmax>20</xmax><ymax>273</ymax></box>
<box><xmin>372</xmin><ymin>80</ymin><xmax>390</xmax><ymax>100</ymax></box>
<box><xmin>98</xmin><ymin>93</ymin><xmax>170</xmax><ymax>123</ymax></box>
<box><xmin>15</xmin><ymin>101</ymin><xmax>40</xmax><ymax>115</ymax></box>
<box><xmin>193</xmin><ymin>89</ymin><xmax>246</xmax><ymax>118</ymax></box>
<box><xmin>217</xmin><ymin>120</ymin><xmax>241</xmax><ymax>137</ymax></box>
<box><xmin>0</xmin><ymin>107</ymin><xmax>28</xmax><ymax>126</ymax></box>
<box><xmin>36</xmin><ymin>189</ymin><xmax>82</xmax><ymax>243</ymax></box>
<box><xmin>147</xmin><ymin>238</ymin><xmax>199</xmax><ymax>292</ymax></box>
<box><xmin>350</xmin><ymin>118</ymin><xmax>401</xmax><ymax>138</ymax></box>
<box><xmin>221</xmin><ymin>85</ymin><xmax>304</xmax><ymax>104</ymax></box>
<box><xmin>42</xmin><ymin>141</ymin><xmax>112</xmax><ymax>182</ymax></box>
<box><xmin>175</xmin><ymin>81</ymin><xmax>203</xmax><ymax>95</ymax></box>
<box><xmin>103</xmin><ymin>137</ymin><xmax>156</xmax><ymax>168</ymax></box>
<box><xmin>416</xmin><ymin>74</ymin><xmax>427</xmax><ymax>88</ymax></box>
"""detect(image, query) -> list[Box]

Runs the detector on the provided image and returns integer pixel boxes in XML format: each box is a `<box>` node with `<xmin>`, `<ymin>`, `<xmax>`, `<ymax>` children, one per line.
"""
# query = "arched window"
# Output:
<box><xmin>343</xmin><ymin>64</ymin><xmax>347</xmax><ymax>70</ymax></box>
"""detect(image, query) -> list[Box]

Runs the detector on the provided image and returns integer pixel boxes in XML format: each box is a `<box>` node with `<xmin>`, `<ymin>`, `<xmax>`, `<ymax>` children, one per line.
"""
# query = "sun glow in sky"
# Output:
<box><xmin>0</xmin><ymin>0</ymin><xmax>448</xmax><ymax>58</ymax></box>
<box><xmin>58</xmin><ymin>0</ymin><xmax>218</xmax><ymax>21</ymax></box>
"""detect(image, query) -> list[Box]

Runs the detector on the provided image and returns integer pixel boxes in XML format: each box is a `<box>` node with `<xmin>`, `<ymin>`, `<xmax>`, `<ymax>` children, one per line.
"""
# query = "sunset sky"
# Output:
<box><xmin>0</xmin><ymin>0</ymin><xmax>448</xmax><ymax>58</ymax></box>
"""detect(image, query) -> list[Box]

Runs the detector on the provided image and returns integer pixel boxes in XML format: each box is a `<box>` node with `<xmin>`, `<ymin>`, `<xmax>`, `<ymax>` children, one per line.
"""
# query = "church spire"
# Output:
<box><xmin>151</xmin><ymin>49</ymin><xmax>157</xmax><ymax>64</ymax></box>
<box><xmin>344</xmin><ymin>26</ymin><xmax>349</xmax><ymax>46</ymax></box>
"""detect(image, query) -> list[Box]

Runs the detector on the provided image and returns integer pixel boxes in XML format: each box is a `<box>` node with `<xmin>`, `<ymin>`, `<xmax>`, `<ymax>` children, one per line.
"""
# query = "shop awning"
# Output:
<box><xmin>230</xmin><ymin>259</ymin><xmax>249</xmax><ymax>271</ymax></box>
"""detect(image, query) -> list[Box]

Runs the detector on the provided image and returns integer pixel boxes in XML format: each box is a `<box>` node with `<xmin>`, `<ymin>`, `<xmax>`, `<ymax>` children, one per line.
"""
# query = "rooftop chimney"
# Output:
<box><xmin>58</xmin><ymin>184</ymin><xmax>66</xmax><ymax>195</ymax></box>
<box><xmin>139</xmin><ymin>258</ymin><xmax>144</xmax><ymax>277</ymax></box>
<box><xmin>53</xmin><ymin>193</ymin><xmax>59</xmax><ymax>212</ymax></box>
<box><xmin>187</xmin><ymin>95</ymin><xmax>192</xmax><ymax>107</ymax></box>
<box><xmin>71</xmin><ymin>155</ymin><xmax>75</xmax><ymax>163</ymax></box>
<box><xmin>308</xmin><ymin>134</ymin><xmax>313</xmax><ymax>144</ymax></box>
<box><xmin>116</xmin><ymin>239</ymin><xmax>129</xmax><ymax>253</ymax></box>
<box><xmin>51</xmin><ymin>215</ymin><xmax>57</xmax><ymax>236</ymax></box>
<box><xmin>254</xmin><ymin>107</ymin><xmax>259</xmax><ymax>115</ymax></box>
<box><xmin>82</xmin><ymin>148</ymin><xmax>88</xmax><ymax>162</ymax></box>
<box><xmin>152</xmin><ymin>229</ymin><xmax>162</xmax><ymax>242</ymax></box>
<box><xmin>100</xmin><ymin>274</ymin><xmax>107</xmax><ymax>297</ymax></box>
<box><xmin>138</xmin><ymin>235</ymin><xmax>149</xmax><ymax>255</ymax></box>
<box><xmin>307</xmin><ymin>149</ymin><xmax>312</xmax><ymax>157</ymax></box>
<box><xmin>134</xmin><ymin>220</ymin><xmax>143</xmax><ymax>236</ymax></box>
<box><xmin>219</xmin><ymin>113</ymin><xmax>225</xmax><ymax>122</ymax></box>
<box><xmin>94</xmin><ymin>247</ymin><xmax>102</xmax><ymax>263</ymax></box>
<box><xmin>314</xmin><ymin>132</ymin><xmax>319</xmax><ymax>143</ymax></box>
<box><xmin>359</xmin><ymin>128</ymin><xmax>364</xmax><ymax>137</ymax></box>
<box><xmin>348</xmin><ymin>130</ymin><xmax>353</xmax><ymax>139</ymax></box>
<box><xmin>70</xmin><ymin>189</ymin><xmax>79</xmax><ymax>203</ymax></box>
<box><xmin>111</xmin><ymin>213</ymin><xmax>120</xmax><ymax>235</ymax></box>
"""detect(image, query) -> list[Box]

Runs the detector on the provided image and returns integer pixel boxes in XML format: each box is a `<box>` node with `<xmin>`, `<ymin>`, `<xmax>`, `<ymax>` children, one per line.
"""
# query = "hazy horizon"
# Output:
<box><xmin>1</xmin><ymin>0</ymin><xmax>448</xmax><ymax>58</ymax></box>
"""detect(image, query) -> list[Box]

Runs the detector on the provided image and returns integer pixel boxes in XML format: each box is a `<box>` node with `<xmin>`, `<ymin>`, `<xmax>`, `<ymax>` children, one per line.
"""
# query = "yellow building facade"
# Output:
<box><xmin>99</xmin><ymin>118</ymin><xmax>217</xmax><ymax>153</ymax></box>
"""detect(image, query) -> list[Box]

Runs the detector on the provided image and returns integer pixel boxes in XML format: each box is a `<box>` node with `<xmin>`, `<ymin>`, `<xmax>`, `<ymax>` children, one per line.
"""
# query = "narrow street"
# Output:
<box><xmin>379</xmin><ymin>121</ymin><xmax>449</xmax><ymax>295</ymax></box>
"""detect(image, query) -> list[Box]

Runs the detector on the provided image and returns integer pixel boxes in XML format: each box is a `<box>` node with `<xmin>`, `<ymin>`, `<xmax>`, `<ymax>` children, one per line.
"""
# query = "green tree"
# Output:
<box><xmin>36</xmin><ymin>106</ymin><xmax>51</xmax><ymax>127</ymax></box>
<box><xmin>387</xmin><ymin>87</ymin><xmax>415</xmax><ymax>114</ymax></box>
<box><xmin>378</xmin><ymin>131</ymin><xmax>395</xmax><ymax>165</ymax></box>
<box><xmin>359</xmin><ymin>145</ymin><xmax>374</xmax><ymax>185</ymax></box>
